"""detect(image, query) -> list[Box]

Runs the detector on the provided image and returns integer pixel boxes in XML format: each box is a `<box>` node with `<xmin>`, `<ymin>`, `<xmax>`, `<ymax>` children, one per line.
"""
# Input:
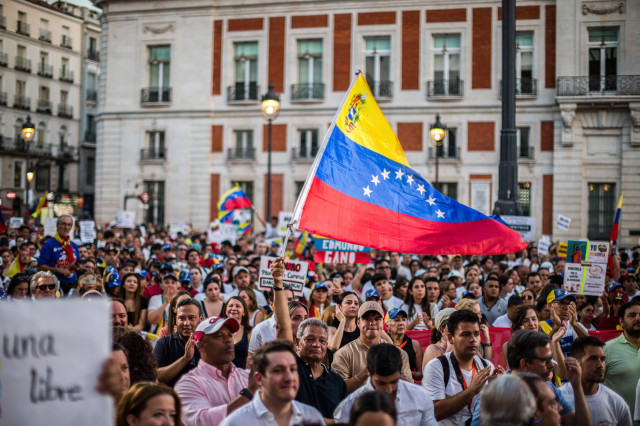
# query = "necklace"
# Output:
<box><xmin>434</xmin><ymin>342</ymin><xmax>446</xmax><ymax>353</ymax></box>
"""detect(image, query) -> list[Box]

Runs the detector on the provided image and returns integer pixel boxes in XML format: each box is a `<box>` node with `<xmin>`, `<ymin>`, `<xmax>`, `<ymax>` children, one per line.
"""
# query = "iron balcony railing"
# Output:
<box><xmin>427</xmin><ymin>79</ymin><xmax>464</xmax><ymax>98</ymax></box>
<box><xmin>227</xmin><ymin>83</ymin><xmax>259</xmax><ymax>102</ymax></box>
<box><xmin>0</xmin><ymin>138</ymin><xmax>53</xmax><ymax>157</ymax></box>
<box><xmin>87</xmin><ymin>49</ymin><xmax>100</xmax><ymax>61</ymax></box>
<box><xmin>15</xmin><ymin>56</ymin><xmax>31</xmax><ymax>72</ymax></box>
<box><xmin>39</xmin><ymin>29</ymin><xmax>51</xmax><ymax>43</ymax></box>
<box><xmin>367</xmin><ymin>80</ymin><xmax>393</xmax><ymax>99</ymax></box>
<box><xmin>141</xmin><ymin>87</ymin><xmax>172</xmax><ymax>104</ymax></box>
<box><xmin>227</xmin><ymin>148</ymin><xmax>256</xmax><ymax>161</ymax></box>
<box><xmin>86</xmin><ymin>89</ymin><xmax>98</xmax><ymax>102</ymax></box>
<box><xmin>59</xmin><ymin>69</ymin><xmax>74</xmax><ymax>83</ymax></box>
<box><xmin>499</xmin><ymin>78</ymin><xmax>537</xmax><ymax>97</ymax></box>
<box><xmin>140</xmin><ymin>148</ymin><xmax>166</xmax><ymax>161</ymax></box>
<box><xmin>38</xmin><ymin>63</ymin><xmax>53</xmax><ymax>78</ymax></box>
<box><xmin>518</xmin><ymin>145</ymin><xmax>534</xmax><ymax>160</ymax></box>
<box><xmin>292</xmin><ymin>147</ymin><xmax>319</xmax><ymax>161</ymax></box>
<box><xmin>428</xmin><ymin>146</ymin><xmax>461</xmax><ymax>160</ymax></box>
<box><xmin>61</xmin><ymin>36</ymin><xmax>72</xmax><ymax>49</ymax></box>
<box><xmin>58</xmin><ymin>104</ymin><xmax>73</xmax><ymax>118</ymax></box>
<box><xmin>36</xmin><ymin>99</ymin><xmax>52</xmax><ymax>114</ymax></box>
<box><xmin>16</xmin><ymin>21</ymin><xmax>30</xmax><ymax>36</ymax></box>
<box><xmin>291</xmin><ymin>83</ymin><xmax>325</xmax><ymax>101</ymax></box>
<box><xmin>557</xmin><ymin>75</ymin><xmax>640</xmax><ymax>96</ymax></box>
<box><xmin>0</xmin><ymin>52</ymin><xmax>7</xmax><ymax>67</ymax></box>
<box><xmin>13</xmin><ymin>96</ymin><xmax>31</xmax><ymax>110</ymax></box>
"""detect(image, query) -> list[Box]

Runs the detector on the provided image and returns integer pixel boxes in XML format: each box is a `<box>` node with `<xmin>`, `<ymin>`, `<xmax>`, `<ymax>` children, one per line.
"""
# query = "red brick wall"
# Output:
<box><xmin>467</xmin><ymin>122</ymin><xmax>495</xmax><ymax>151</ymax></box>
<box><xmin>263</xmin><ymin>124</ymin><xmax>287</xmax><ymax>152</ymax></box>
<box><xmin>472</xmin><ymin>8</ymin><xmax>492</xmax><ymax>89</ymax></box>
<box><xmin>497</xmin><ymin>5</ymin><xmax>540</xmax><ymax>20</ymax></box>
<box><xmin>210</xmin><ymin>174</ymin><xmax>220</xmax><ymax>221</ymax></box>
<box><xmin>291</xmin><ymin>14</ymin><xmax>328</xmax><ymax>28</ymax></box>
<box><xmin>228</xmin><ymin>18</ymin><xmax>263</xmax><ymax>31</ymax></box>
<box><xmin>357</xmin><ymin>11</ymin><xmax>396</xmax><ymax>26</ymax></box>
<box><xmin>545</xmin><ymin>5</ymin><xmax>556</xmax><ymax>88</ymax></box>
<box><xmin>397</xmin><ymin>122</ymin><xmax>423</xmax><ymax>151</ymax></box>
<box><xmin>540</xmin><ymin>121</ymin><xmax>554</xmax><ymax>152</ymax></box>
<box><xmin>543</xmin><ymin>174</ymin><xmax>553</xmax><ymax>234</ymax></box>
<box><xmin>333</xmin><ymin>14</ymin><xmax>352</xmax><ymax>92</ymax></box>
<box><xmin>211</xmin><ymin>125</ymin><xmax>223</xmax><ymax>152</ymax></box>
<box><xmin>264</xmin><ymin>174</ymin><xmax>283</xmax><ymax>217</ymax></box>
<box><xmin>402</xmin><ymin>11</ymin><xmax>420</xmax><ymax>90</ymax></box>
<box><xmin>212</xmin><ymin>20</ymin><xmax>222</xmax><ymax>95</ymax></box>
<box><xmin>268</xmin><ymin>17</ymin><xmax>285</xmax><ymax>93</ymax></box>
<box><xmin>426</xmin><ymin>9</ymin><xmax>467</xmax><ymax>23</ymax></box>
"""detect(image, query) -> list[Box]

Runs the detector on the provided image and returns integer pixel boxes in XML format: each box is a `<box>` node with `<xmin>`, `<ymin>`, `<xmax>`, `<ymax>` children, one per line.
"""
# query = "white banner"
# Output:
<box><xmin>258</xmin><ymin>256</ymin><xmax>308</xmax><ymax>296</ymax></box>
<box><xmin>0</xmin><ymin>299</ymin><xmax>112</xmax><ymax>426</ymax></box>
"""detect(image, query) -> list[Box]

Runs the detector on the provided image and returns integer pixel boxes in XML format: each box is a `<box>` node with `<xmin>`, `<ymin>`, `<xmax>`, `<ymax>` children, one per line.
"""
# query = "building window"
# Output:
<box><xmin>431</xmin><ymin>34</ymin><xmax>461</xmax><ymax>96</ymax></box>
<box><xmin>232</xmin><ymin>130</ymin><xmax>254</xmax><ymax>159</ymax></box>
<box><xmin>294</xmin><ymin>39</ymin><xmax>323</xmax><ymax>100</ymax></box>
<box><xmin>434</xmin><ymin>182</ymin><xmax>458</xmax><ymax>201</ymax></box>
<box><xmin>86</xmin><ymin>157</ymin><xmax>95</xmax><ymax>186</ymax></box>
<box><xmin>519</xmin><ymin>182</ymin><xmax>531</xmax><ymax>216</ymax></box>
<box><xmin>87</xmin><ymin>72</ymin><xmax>97</xmax><ymax>102</ymax></box>
<box><xmin>17</xmin><ymin>11</ymin><xmax>29</xmax><ymax>36</ymax></box>
<box><xmin>233</xmin><ymin>42</ymin><xmax>258</xmax><ymax>101</ymax></box>
<box><xmin>14</xmin><ymin>160</ymin><xmax>23</xmax><ymax>187</ymax></box>
<box><xmin>85</xmin><ymin>114</ymin><xmax>96</xmax><ymax>142</ymax></box>
<box><xmin>236</xmin><ymin>181</ymin><xmax>254</xmax><ymax>204</ymax></box>
<box><xmin>59</xmin><ymin>126</ymin><xmax>67</xmax><ymax>150</ymax></box>
<box><xmin>517</xmin><ymin>127</ymin><xmax>532</xmax><ymax>159</ymax></box>
<box><xmin>295</xmin><ymin>181</ymin><xmax>306</xmax><ymax>199</ymax></box>
<box><xmin>435</xmin><ymin>128</ymin><xmax>458</xmax><ymax>159</ymax></box>
<box><xmin>37</xmin><ymin>122</ymin><xmax>46</xmax><ymax>147</ymax></box>
<box><xmin>142</xmin><ymin>131</ymin><xmax>165</xmax><ymax>160</ymax></box>
<box><xmin>298</xmin><ymin>129</ymin><xmax>318</xmax><ymax>159</ymax></box>
<box><xmin>61</xmin><ymin>25</ymin><xmax>71</xmax><ymax>48</ymax></box>
<box><xmin>88</xmin><ymin>36</ymin><xmax>99</xmax><ymax>60</ymax></box>
<box><xmin>516</xmin><ymin>32</ymin><xmax>534</xmax><ymax>95</ymax></box>
<box><xmin>148</xmin><ymin>46</ymin><xmax>171</xmax><ymax>101</ymax></box>
<box><xmin>35</xmin><ymin>165</ymin><xmax>50</xmax><ymax>191</ymax></box>
<box><xmin>364</xmin><ymin>36</ymin><xmax>392</xmax><ymax>98</ymax></box>
<box><xmin>39</xmin><ymin>18</ymin><xmax>50</xmax><ymax>42</ymax></box>
<box><xmin>144</xmin><ymin>180</ymin><xmax>165</xmax><ymax>225</ymax></box>
<box><xmin>588</xmin><ymin>183</ymin><xmax>615</xmax><ymax>239</ymax></box>
<box><xmin>588</xmin><ymin>27</ymin><xmax>618</xmax><ymax>93</ymax></box>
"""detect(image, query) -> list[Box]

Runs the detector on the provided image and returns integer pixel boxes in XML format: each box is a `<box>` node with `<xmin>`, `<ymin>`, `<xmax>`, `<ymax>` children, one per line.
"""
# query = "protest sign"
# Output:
<box><xmin>79</xmin><ymin>221</ymin><xmax>96</xmax><ymax>244</ymax></box>
<box><xmin>207</xmin><ymin>221</ymin><xmax>237</xmax><ymax>245</ymax></box>
<box><xmin>557</xmin><ymin>215</ymin><xmax>571</xmax><ymax>231</ymax></box>
<box><xmin>557</xmin><ymin>242</ymin><xmax>568</xmax><ymax>257</ymax></box>
<box><xmin>9</xmin><ymin>217</ymin><xmax>23</xmax><ymax>228</ymax></box>
<box><xmin>537</xmin><ymin>236</ymin><xmax>551</xmax><ymax>255</ymax></box>
<box><xmin>314</xmin><ymin>237</ymin><xmax>371</xmax><ymax>264</ymax></box>
<box><xmin>169</xmin><ymin>221</ymin><xmax>191</xmax><ymax>239</ymax></box>
<box><xmin>501</xmin><ymin>216</ymin><xmax>536</xmax><ymax>242</ymax></box>
<box><xmin>278</xmin><ymin>211</ymin><xmax>293</xmax><ymax>237</ymax></box>
<box><xmin>0</xmin><ymin>299</ymin><xmax>112</xmax><ymax>426</ymax></box>
<box><xmin>566</xmin><ymin>240</ymin><xmax>588</xmax><ymax>264</ymax></box>
<box><xmin>44</xmin><ymin>217</ymin><xmax>58</xmax><ymax>237</ymax></box>
<box><xmin>564</xmin><ymin>239</ymin><xmax>609</xmax><ymax>296</ymax></box>
<box><xmin>258</xmin><ymin>256</ymin><xmax>308</xmax><ymax>296</ymax></box>
<box><xmin>116</xmin><ymin>210</ymin><xmax>136</xmax><ymax>228</ymax></box>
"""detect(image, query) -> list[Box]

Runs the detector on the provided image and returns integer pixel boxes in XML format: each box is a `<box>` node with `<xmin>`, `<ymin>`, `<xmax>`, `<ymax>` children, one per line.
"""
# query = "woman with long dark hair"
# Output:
<box><xmin>119</xmin><ymin>273</ymin><xmax>148</xmax><ymax>332</ymax></box>
<box><xmin>327</xmin><ymin>291</ymin><xmax>361</xmax><ymax>352</ymax></box>
<box><xmin>199</xmin><ymin>276</ymin><xmax>224</xmax><ymax>317</ymax></box>
<box><xmin>6</xmin><ymin>273</ymin><xmax>31</xmax><ymax>300</ymax></box>
<box><xmin>401</xmin><ymin>277</ymin><xmax>434</xmax><ymax>330</ymax></box>
<box><xmin>222</xmin><ymin>295</ymin><xmax>252</xmax><ymax>369</ymax></box>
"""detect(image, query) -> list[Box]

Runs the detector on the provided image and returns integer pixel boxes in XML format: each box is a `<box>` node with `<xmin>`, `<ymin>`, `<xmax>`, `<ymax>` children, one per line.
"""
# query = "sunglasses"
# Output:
<box><xmin>37</xmin><ymin>284</ymin><xmax>56</xmax><ymax>291</ymax></box>
<box><xmin>532</xmin><ymin>355</ymin><xmax>554</xmax><ymax>364</ymax></box>
<box><xmin>524</xmin><ymin>295</ymin><xmax>534</xmax><ymax>300</ymax></box>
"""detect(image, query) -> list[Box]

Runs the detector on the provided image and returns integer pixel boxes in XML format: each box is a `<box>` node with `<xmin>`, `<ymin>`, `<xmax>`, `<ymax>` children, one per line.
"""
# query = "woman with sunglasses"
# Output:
<box><xmin>521</xmin><ymin>288</ymin><xmax>536</xmax><ymax>306</ymax></box>
<box><xmin>6</xmin><ymin>273</ymin><xmax>32</xmax><ymax>300</ymax></box>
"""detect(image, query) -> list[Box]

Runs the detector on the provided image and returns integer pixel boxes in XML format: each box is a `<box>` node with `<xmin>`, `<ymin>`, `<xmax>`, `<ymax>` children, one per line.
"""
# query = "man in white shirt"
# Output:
<box><xmin>372</xmin><ymin>273</ymin><xmax>404</xmax><ymax>311</ymax></box>
<box><xmin>559</xmin><ymin>336</ymin><xmax>633</xmax><ymax>426</ymax></box>
<box><xmin>492</xmin><ymin>295</ymin><xmax>523</xmax><ymax>328</ymax></box>
<box><xmin>334</xmin><ymin>342</ymin><xmax>437</xmax><ymax>426</ymax></box>
<box><xmin>221</xmin><ymin>340</ymin><xmax>324</xmax><ymax>426</ymax></box>
<box><xmin>423</xmin><ymin>309</ymin><xmax>501</xmax><ymax>426</ymax></box>
<box><xmin>248</xmin><ymin>287</ymin><xmax>295</xmax><ymax>356</ymax></box>
<box><xmin>227</xmin><ymin>266</ymin><xmax>267</xmax><ymax>307</ymax></box>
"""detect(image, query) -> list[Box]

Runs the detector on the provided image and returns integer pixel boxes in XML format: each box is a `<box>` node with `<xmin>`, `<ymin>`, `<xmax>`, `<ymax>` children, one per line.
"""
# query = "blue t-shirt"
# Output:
<box><xmin>543</xmin><ymin>319</ymin><xmax>577</xmax><ymax>357</ymax></box>
<box><xmin>37</xmin><ymin>238</ymin><xmax>80</xmax><ymax>283</ymax></box>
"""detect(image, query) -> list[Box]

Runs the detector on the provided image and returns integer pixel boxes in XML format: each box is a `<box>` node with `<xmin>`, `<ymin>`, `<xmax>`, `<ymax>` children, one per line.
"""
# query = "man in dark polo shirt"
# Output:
<box><xmin>271</xmin><ymin>257</ymin><xmax>347</xmax><ymax>421</ymax></box>
<box><xmin>153</xmin><ymin>298</ymin><xmax>203</xmax><ymax>387</ymax></box>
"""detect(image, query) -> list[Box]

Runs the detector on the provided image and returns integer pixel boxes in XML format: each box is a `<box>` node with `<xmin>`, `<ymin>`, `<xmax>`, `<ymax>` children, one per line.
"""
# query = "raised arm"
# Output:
<box><xmin>271</xmin><ymin>257</ymin><xmax>293</xmax><ymax>342</ymax></box>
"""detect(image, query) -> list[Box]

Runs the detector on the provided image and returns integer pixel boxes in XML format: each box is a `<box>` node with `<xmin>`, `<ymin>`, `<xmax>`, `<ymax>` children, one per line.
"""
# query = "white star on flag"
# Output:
<box><xmin>363</xmin><ymin>186</ymin><xmax>372</xmax><ymax>197</ymax></box>
<box><xmin>406</xmin><ymin>175</ymin><xmax>414</xmax><ymax>186</ymax></box>
<box><xmin>371</xmin><ymin>175</ymin><xmax>380</xmax><ymax>186</ymax></box>
<box><xmin>417</xmin><ymin>184</ymin><xmax>426</xmax><ymax>195</ymax></box>
<box><xmin>395</xmin><ymin>169</ymin><xmax>405</xmax><ymax>180</ymax></box>
<box><xmin>381</xmin><ymin>169</ymin><xmax>390</xmax><ymax>180</ymax></box>
<box><xmin>436</xmin><ymin>209</ymin><xmax>445</xmax><ymax>218</ymax></box>
<box><xmin>426</xmin><ymin>196</ymin><xmax>436</xmax><ymax>206</ymax></box>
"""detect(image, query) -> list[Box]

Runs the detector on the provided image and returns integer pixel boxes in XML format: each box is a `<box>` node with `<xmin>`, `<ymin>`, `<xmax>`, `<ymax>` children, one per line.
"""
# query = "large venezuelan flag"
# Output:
<box><xmin>292</xmin><ymin>74</ymin><xmax>527</xmax><ymax>255</ymax></box>
<box><xmin>218</xmin><ymin>184</ymin><xmax>252</xmax><ymax>222</ymax></box>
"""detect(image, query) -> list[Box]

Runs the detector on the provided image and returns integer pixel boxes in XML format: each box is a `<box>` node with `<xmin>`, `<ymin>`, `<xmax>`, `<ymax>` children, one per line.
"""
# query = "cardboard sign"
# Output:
<box><xmin>277</xmin><ymin>211</ymin><xmax>293</xmax><ymax>237</ymax></box>
<box><xmin>116</xmin><ymin>210</ymin><xmax>136</xmax><ymax>228</ymax></box>
<box><xmin>9</xmin><ymin>217</ymin><xmax>23</xmax><ymax>229</ymax></box>
<box><xmin>564</xmin><ymin>240</ymin><xmax>609</xmax><ymax>296</ymax></box>
<box><xmin>501</xmin><ymin>216</ymin><xmax>536</xmax><ymax>242</ymax></box>
<box><xmin>258</xmin><ymin>256</ymin><xmax>308</xmax><ymax>296</ymax></box>
<box><xmin>557</xmin><ymin>242</ymin><xmax>568</xmax><ymax>257</ymax></box>
<box><xmin>207</xmin><ymin>221</ymin><xmax>238</xmax><ymax>245</ymax></box>
<box><xmin>557</xmin><ymin>215</ymin><xmax>571</xmax><ymax>231</ymax></box>
<box><xmin>566</xmin><ymin>240</ymin><xmax>589</xmax><ymax>264</ymax></box>
<box><xmin>0</xmin><ymin>299</ymin><xmax>112</xmax><ymax>426</ymax></box>
<box><xmin>537</xmin><ymin>236</ymin><xmax>551</xmax><ymax>255</ymax></box>
<box><xmin>79</xmin><ymin>221</ymin><xmax>96</xmax><ymax>244</ymax></box>
<box><xmin>44</xmin><ymin>218</ymin><xmax>58</xmax><ymax>237</ymax></box>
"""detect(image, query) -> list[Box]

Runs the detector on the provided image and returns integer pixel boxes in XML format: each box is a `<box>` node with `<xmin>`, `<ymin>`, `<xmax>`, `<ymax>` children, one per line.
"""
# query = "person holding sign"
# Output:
<box><xmin>37</xmin><ymin>215</ymin><xmax>80</xmax><ymax>295</ymax></box>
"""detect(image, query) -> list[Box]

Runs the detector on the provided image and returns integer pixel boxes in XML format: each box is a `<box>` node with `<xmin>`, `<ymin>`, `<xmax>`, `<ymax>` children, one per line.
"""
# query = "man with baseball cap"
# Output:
<box><xmin>175</xmin><ymin>315</ymin><xmax>258</xmax><ymax>426</ymax></box>
<box><xmin>331</xmin><ymin>300</ymin><xmax>413</xmax><ymax>392</ymax></box>
<box><xmin>227</xmin><ymin>266</ymin><xmax>267</xmax><ymax>307</ymax></box>
<box><xmin>622</xmin><ymin>274</ymin><xmax>639</xmax><ymax>300</ymax></box>
<box><xmin>540</xmin><ymin>289</ymin><xmax>588</xmax><ymax>356</ymax></box>
<box><xmin>148</xmin><ymin>272</ymin><xmax>181</xmax><ymax>333</ymax></box>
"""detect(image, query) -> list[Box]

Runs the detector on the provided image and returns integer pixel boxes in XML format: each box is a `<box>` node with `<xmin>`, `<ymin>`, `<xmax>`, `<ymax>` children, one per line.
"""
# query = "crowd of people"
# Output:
<box><xmin>3</xmin><ymin>215</ymin><xmax>640</xmax><ymax>426</ymax></box>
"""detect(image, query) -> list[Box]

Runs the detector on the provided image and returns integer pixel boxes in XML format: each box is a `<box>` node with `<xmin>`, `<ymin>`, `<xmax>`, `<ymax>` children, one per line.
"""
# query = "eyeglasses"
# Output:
<box><xmin>37</xmin><ymin>284</ymin><xmax>56</xmax><ymax>291</ymax></box>
<box><xmin>531</xmin><ymin>355</ymin><xmax>554</xmax><ymax>364</ymax></box>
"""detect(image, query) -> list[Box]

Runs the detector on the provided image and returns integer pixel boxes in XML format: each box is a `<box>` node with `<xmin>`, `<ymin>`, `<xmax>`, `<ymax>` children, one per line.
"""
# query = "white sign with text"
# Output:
<box><xmin>258</xmin><ymin>256</ymin><xmax>308</xmax><ymax>296</ymax></box>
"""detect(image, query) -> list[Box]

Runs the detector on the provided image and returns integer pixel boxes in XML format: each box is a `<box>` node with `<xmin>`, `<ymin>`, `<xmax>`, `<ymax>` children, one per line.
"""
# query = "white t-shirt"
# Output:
<box><xmin>384</xmin><ymin>295</ymin><xmax>405</xmax><ymax>311</ymax></box>
<box><xmin>423</xmin><ymin>352</ymin><xmax>494</xmax><ymax>426</ymax></box>
<box><xmin>577</xmin><ymin>322</ymin><xmax>597</xmax><ymax>332</ymax></box>
<box><xmin>400</xmin><ymin>302</ymin><xmax>437</xmax><ymax>330</ymax></box>
<box><xmin>148</xmin><ymin>294</ymin><xmax>171</xmax><ymax>333</ymax></box>
<box><xmin>559</xmin><ymin>382</ymin><xmax>632</xmax><ymax>426</ymax></box>
<box><xmin>492</xmin><ymin>313</ymin><xmax>512</xmax><ymax>328</ymax></box>
<box><xmin>248</xmin><ymin>316</ymin><xmax>277</xmax><ymax>354</ymax></box>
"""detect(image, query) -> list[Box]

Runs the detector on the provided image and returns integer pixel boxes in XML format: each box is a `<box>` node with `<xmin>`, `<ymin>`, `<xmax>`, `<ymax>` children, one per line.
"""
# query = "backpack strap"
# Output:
<box><xmin>437</xmin><ymin>354</ymin><xmax>450</xmax><ymax>388</ymax></box>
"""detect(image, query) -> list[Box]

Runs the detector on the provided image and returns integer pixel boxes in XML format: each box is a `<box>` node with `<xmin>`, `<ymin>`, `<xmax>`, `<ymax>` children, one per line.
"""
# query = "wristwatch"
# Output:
<box><xmin>273</xmin><ymin>286</ymin><xmax>284</xmax><ymax>292</ymax></box>
<box><xmin>239</xmin><ymin>388</ymin><xmax>253</xmax><ymax>400</ymax></box>
<box><xmin>483</xmin><ymin>342</ymin><xmax>493</xmax><ymax>347</ymax></box>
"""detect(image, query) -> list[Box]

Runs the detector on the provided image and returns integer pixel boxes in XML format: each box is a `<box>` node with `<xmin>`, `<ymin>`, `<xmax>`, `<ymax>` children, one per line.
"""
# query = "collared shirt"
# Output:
<box><xmin>331</xmin><ymin>339</ymin><xmax>413</xmax><ymax>387</ymax></box>
<box><xmin>248</xmin><ymin>315</ymin><xmax>277</xmax><ymax>354</ymax></box>
<box><xmin>220</xmin><ymin>390</ymin><xmax>324</xmax><ymax>426</ymax></box>
<box><xmin>477</xmin><ymin>297</ymin><xmax>507</xmax><ymax>326</ymax></box>
<box><xmin>295</xmin><ymin>354</ymin><xmax>346</xmax><ymax>418</ymax></box>
<box><xmin>605</xmin><ymin>332</ymin><xmax>640</xmax><ymax>414</ymax></box>
<box><xmin>334</xmin><ymin>378</ymin><xmax>438</xmax><ymax>426</ymax></box>
<box><xmin>175</xmin><ymin>360</ymin><xmax>249</xmax><ymax>426</ymax></box>
<box><xmin>153</xmin><ymin>332</ymin><xmax>200</xmax><ymax>387</ymax></box>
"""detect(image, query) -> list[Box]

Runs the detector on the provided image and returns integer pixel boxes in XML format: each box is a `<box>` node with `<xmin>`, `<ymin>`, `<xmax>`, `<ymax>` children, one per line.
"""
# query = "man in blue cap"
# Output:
<box><xmin>540</xmin><ymin>289</ymin><xmax>588</xmax><ymax>356</ymax></box>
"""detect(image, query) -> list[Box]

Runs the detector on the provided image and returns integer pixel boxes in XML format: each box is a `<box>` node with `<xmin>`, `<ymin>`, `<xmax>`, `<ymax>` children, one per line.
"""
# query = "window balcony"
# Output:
<box><xmin>0</xmin><ymin>92</ymin><xmax>7</xmax><ymax>106</ymax></box>
<box><xmin>140</xmin><ymin>87</ymin><xmax>172</xmax><ymax>105</ymax></box>
<box><xmin>0</xmin><ymin>15</ymin><xmax>6</xmax><ymax>30</ymax></box>
<box><xmin>39</xmin><ymin>29</ymin><xmax>51</xmax><ymax>43</ymax></box>
<box><xmin>84</xmin><ymin>131</ymin><xmax>96</xmax><ymax>143</ymax></box>
<box><xmin>367</xmin><ymin>80</ymin><xmax>393</xmax><ymax>99</ymax></box>
<box><xmin>292</xmin><ymin>147</ymin><xmax>318</xmax><ymax>162</ymax></box>
<box><xmin>291</xmin><ymin>83</ymin><xmax>325</xmax><ymax>101</ymax></box>
<box><xmin>87</xmin><ymin>49</ymin><xmax>100</xmax><ymax>61</ymax></box>
<box><xmin>38</xmin><ymin>63</ymin><xmax>53</xmax><ymax>78</ymax></box>
<box><xmin>16</xmin><ymin>21</ymin><xmax>30</xmax><ymax>37</ymax></box>
<box><xmin>140</xmin><ymin>148</ymin><xmax>166</xmax><ymax>161</ymax></box>
<box><xmin>499</xmin><ymin>78</ymin><xmax>537</xmax><ymax>98</ymax></box>
<box><xmin>13</xmin><ymin>96</ymin><xmax>31</xmax><ymax>111</ymax></box>
<box><xmin>61</xmin><ymin>36</ymin><xmax>72</xmax><ymax>49</ymax></box>
<box><xmin>557</xmin><ymin>75</ymin><xmax>640</xmax><ymax>97</ymax></box>
<box><xmin>36</xmin><ymin>99</ymin><xmax>52</xmax><ymax>114</ymax></box>
<box><xmin>227</xmin><ymin>148</ymin><xmax>255</xmax><ymax>162</ymax></box>
<box><xmin>427</xmin><ymin>79</ymin><xmax>464</xmax><ymax>99</ymax></box>
<box><xmin>428</xmin><ymin>147</ymin><xmax>461</xmax><ymax>160</ymax></box>
<box><xmin>227</xmin><ymin>83</ymin><xmax>259</xmax><ymax>103</ymax></box>
<box><xmin>59</xmin><ymin>69</ymin><xmax>74</xmax><ymax>83</ymax></box>
<box><xmin>58</xmin><ymin>104</ymin><xmax>73</xmax><ymax>118</ymax></box>
<box><xmin>15</xmin><ymin>56</ymin><xmax>31</xmax><ymax>73</ymax></box>
<box><xmin>86</xmin><ymin>89</ymin><xmax>97</xmax><ymax>103</ymax></box>
<box><xmin>0</xmin><ymin>52</ymin><xmax>7</xmax><ymax>67</ymax></box>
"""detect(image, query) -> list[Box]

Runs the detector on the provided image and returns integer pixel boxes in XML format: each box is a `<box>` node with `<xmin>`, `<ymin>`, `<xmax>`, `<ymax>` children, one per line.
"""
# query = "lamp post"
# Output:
<box><xmin>261</xmin><ymin>82</ymin><xmax>280</xmax><ymax>220</ymax></box>
<box><xmin>429</xmin><ymin>114</ymin><xmax>446</xmax><ymax>189</ymax></box>
<box><xmin>21</xmin><ymin>115</ymin><xmax>35</xmax><ymax>213</ymax></box>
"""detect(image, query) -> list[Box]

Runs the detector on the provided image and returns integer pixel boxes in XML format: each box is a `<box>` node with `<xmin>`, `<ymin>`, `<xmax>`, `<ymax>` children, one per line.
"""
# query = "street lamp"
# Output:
<box><xmin>261</xmin><ymin>82</ymin><xmax>280</xmax><ymax>220</ymax></box>
<box><xmin>430</xmin><ymin>114</ymin><xmax>446</xmax><ymax>189</ymax></box>
<box><xmin>22</xmin><ymin>115</ymin><xmax>35</xmax><ymax>212</ymax></box>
